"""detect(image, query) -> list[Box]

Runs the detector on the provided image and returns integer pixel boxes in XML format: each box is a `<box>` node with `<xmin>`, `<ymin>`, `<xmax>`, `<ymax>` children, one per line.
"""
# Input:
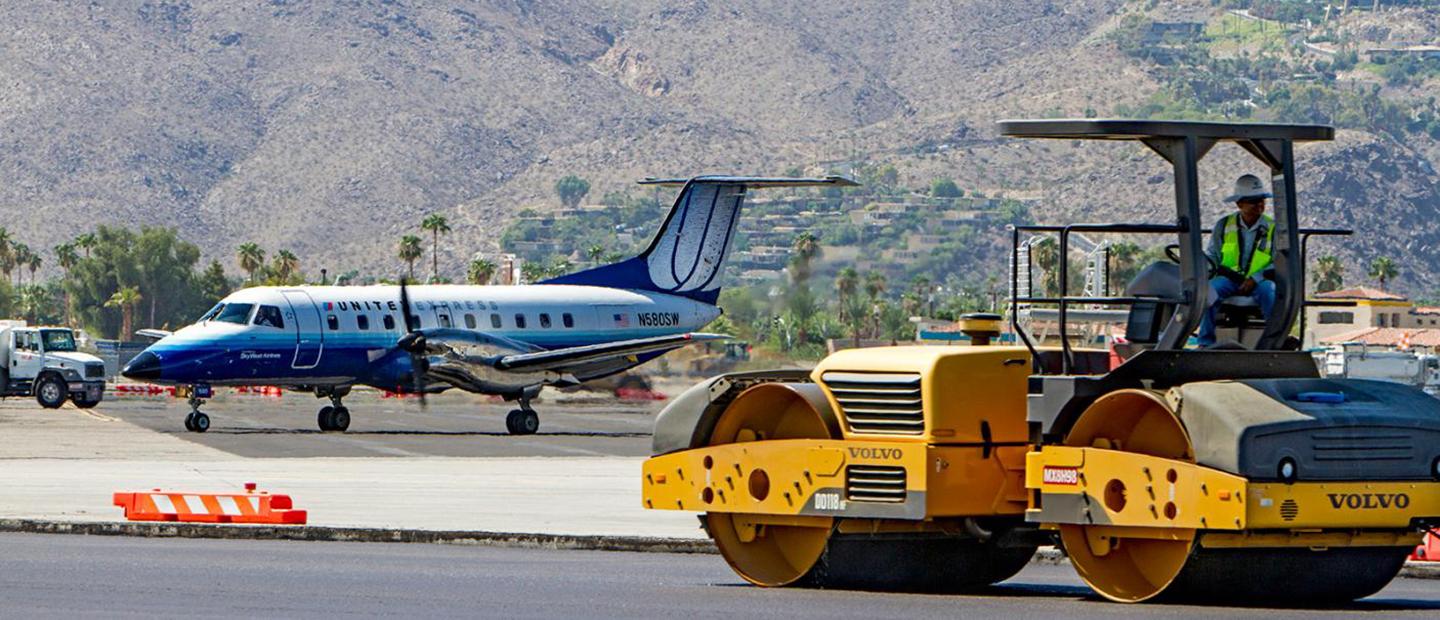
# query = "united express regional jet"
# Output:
<box><xmin>122</xmin><ymin>175</ymin><xmax>856</xmax><ymax>434</ymax></box>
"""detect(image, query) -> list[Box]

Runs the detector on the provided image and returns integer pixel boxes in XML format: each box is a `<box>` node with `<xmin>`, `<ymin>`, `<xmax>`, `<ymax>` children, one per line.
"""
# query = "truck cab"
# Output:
<box><xmin>0</xmin><ymin>323</ymin><xmax>106</xmax><ymax>408</ymax></box>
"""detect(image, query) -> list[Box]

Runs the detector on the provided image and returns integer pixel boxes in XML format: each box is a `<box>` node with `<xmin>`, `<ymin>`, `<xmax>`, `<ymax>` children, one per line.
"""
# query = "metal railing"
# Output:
<box><xmin>1010</xmin><ymin>223</ymin><xmax>1353</xmax><ymax>375</ymax></box>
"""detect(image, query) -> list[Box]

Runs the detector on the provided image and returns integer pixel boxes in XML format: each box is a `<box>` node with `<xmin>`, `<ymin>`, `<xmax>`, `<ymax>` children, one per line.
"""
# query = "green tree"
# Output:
<box><xmin>931</xmin><ymin>178</ymin><xmax>963</xmax><ymax>198</ymax></box>
<box><xmin>16</xmin><ymin>285</ymin><xmax>54</xmax><ymax>324</ymax></box>
<box><xmin>66</xmin><ymin>226</ymin><xmax>207</xmax><ymax>337</ymax></box>
<box><xmin>467</xmin><ymin>256</ymin><xmax>497</xmax><ymax>285</ymax></box>
<box><xmin>1369</xmin><ymin>256</ymin><xmax>1398</xmax><ymax>291</ymax></box>
<box><xmin>0</xmin><ymin>228</ymin><xmax>12</xmax><ymax>283</ymax></box>
<box><xmin>1314</xmin><ymin>255</ymin><xmax>1344</xmax><ymax>293</ymax></box>
<box><xmin>10</xmin><ymin>243</ymin><xmax>33</xmax><ymax>285</ymax></box>
<box><xmin>1031</xmin><ymin>237</ymin><xmax>1061</xmax><ymax>296</ymax></box>
<box><xmin>555</xmin><ymin>175</ymin><xmax>591</xmax><ymax>209</ymax></box>
<box><xmin>1107</xmin><ymin>241</ymin><xmax>1145</xmax><ymax>294</ymax></box>
<box><xmin>421</xmin><ymin>213</ymin><xmax>452</xmax><ymax>282</ymax></box>
<box><xmin>788</xmin><ymin>231</ymin><xmax>822</xmax><ymax>284</ymax></box>
<box><xmin>836</xmin><ymin>267</ymin><xmax>864</xmax><ymax>347</ymax></box>
<box><xmin>54</xmin><ymin>243</ymin><xmax>79</xmax><ymax>326</ymax></box>
<box><xmin>272</xmin><ymin>249</ymin><xmax>300</xmax><ymax>283</ymax></box>
<box><xmin>105</xmin><ymin>286</ymin><xmax>142</xmax><ymax>340</ymax></box>
<box><xmin>196</xmin><ymin>261</ymin><xmax>231</xmax><ymax>307</ymax></box>
<box><xmin>519</xmin><ymin>260</ymin><xmax>547</xmax><ymax>284</ymax></box>
<box><xmin>586</xmin><ymin>244</ymin><xmax>606</xmax><ymax>265</ymax></box>
<box><xmin>864</xmin><ymin>271</ymin><xmax>888</xmax><ymax>338</ymax></box>
<box><xmin>237</xmin><ymin>243</ymin><xmax>265</xmax><ymax>284</ymax></box>
<box><xmin>397</xmin><ymin>235</ymin><xmax>423</xmax><ymax>281</ymax></box>
<box><xmin>73</xmin><ymin>232</ymin><xmax>96</xmax><ymax>259</ymax></box>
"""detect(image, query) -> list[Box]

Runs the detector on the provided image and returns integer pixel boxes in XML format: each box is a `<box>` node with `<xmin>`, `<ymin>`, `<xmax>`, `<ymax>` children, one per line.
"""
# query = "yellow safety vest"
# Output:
<box><xmin>1220</xmin><ymin>213</ymin><xmax>1273</xmax><ymax>278</ymax></box>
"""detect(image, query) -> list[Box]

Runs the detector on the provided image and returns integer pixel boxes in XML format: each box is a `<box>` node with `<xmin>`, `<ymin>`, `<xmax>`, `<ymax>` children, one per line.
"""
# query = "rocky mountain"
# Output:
<box><xmin>1</xmin><ymin>1</ymin><xmax>1437</xmax><ymax>293</ymax></box>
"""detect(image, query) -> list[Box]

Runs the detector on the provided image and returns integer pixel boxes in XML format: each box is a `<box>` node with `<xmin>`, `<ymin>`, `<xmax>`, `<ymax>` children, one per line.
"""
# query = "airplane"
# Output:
<box><xmin>121</xmin><ymin>175</ymin><xmax>858</xmax><ymax>434</ymax></box>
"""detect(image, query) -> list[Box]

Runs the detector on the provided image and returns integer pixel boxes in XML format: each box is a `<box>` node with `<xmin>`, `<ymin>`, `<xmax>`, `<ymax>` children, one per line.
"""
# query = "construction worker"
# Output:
<box><xmin>1197</xmin><ymin>174</ymin><xmax>1275</xmax><ymax>347</ymax></box>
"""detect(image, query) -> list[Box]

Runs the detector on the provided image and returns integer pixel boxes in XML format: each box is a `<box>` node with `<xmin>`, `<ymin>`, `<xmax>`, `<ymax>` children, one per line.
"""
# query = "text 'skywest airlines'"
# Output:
<box><xmin>122</xmin><ymin>175</ymin><xmax>856</xmax><ymax>434</ymax></box>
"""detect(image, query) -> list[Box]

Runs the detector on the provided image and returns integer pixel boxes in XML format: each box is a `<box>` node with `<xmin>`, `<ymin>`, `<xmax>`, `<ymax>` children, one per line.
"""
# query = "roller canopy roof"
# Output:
<box><xmin>997</xmin><ymin>119</ymin><xmax>1334</xmax><ymax>142</ymax></box>
<box><xmin>637</xmin><ymin>175</ymin><xmax>860</xmax><ymax>188</ymax></box>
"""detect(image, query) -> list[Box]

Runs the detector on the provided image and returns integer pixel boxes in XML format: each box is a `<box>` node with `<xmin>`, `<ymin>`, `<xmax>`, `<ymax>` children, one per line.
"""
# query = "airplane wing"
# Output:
<box><xmin>135</xmin><ymin>328</ymin><xmax>173</xmax><ymax>341</ymax></box>
<box><xmin>495</xmin><ymin>333</ymin><xmax>728</xmax><ymax>374</ymax></box>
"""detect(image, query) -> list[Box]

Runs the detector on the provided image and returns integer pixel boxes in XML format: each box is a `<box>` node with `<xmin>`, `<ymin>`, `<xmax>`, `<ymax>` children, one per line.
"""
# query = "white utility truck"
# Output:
<box><xmin>1321</xmin><ymin>342</ymin><xmax>1440</xmax><ymax>396</ymax></box>
<box><xmin>0</xmin><ymin>321</ymin><xmax>106</xmax><ymax>408</ymax></box>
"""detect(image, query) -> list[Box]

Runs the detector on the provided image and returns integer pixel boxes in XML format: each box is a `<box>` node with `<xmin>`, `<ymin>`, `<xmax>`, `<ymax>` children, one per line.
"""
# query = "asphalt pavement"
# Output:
<box><xmin>1</xmin><ymin>533</ymin><xmax>1436</xmax><ymax>618</ymax></box>
<box><xmin>69</xmin><ymin>387</ymin><xmax>662</xmax><ymax>457</ymax></box>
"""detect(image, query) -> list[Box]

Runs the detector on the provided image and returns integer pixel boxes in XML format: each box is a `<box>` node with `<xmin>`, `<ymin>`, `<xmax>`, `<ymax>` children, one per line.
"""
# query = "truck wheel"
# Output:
<box><xmin>73</xmin><ymin>397</ymin><xmax>100</xmax><ymax>409</ymax></box>
<box><xmin>35</xmin><ymin>375</ymin><xmax>67</xmax><ymax>409</ymax></box>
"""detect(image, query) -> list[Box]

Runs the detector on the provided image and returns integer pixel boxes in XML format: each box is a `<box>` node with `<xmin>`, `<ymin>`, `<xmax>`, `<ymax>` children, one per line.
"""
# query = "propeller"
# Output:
<box><xmin>396</xmin><ymin>277</ymin><xmax>428</xmax><ymax>409</ymax></box>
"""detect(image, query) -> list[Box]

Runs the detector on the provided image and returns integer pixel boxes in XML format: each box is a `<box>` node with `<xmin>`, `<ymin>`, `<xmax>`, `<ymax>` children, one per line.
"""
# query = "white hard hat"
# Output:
<box><xmin>1224</xmin><ymin>174</ymin><xmax>1272</xmax><ymax>203</ymax></box>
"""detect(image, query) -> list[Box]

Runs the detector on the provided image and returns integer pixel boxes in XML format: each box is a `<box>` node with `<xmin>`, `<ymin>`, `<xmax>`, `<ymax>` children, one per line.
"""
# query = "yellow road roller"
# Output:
<box><xmin>641</xmin><ymin>120</ymin><xmax>1440</xmax><ymax>604</ymax></box>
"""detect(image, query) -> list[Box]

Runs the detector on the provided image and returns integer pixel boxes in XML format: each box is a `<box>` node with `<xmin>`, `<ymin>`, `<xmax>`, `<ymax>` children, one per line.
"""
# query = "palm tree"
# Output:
<box><xmin>864</xmin><ymin>271</ymin><xmax>887</xmax><ymax>338</ymax></box>
<box><xmin>1368</xmin><ymin>256</ymin><xmax>1398</xmax><ymax>291</ymax></box>
<box><xmin>237</xmin><ymin>243</ymin><xmax>265</xmax><ymax>284</ymax></box>
<box><xmin>10</xmin><ymin>243</ymin><xmax>33</xmax><ymax>285</ymax></box>
<box><xmin>836</xmin><ymin>267</ymin><xmax>863</xmax><ymax>347</ymax></box>
<box><xmin>18</xmin><ymin>285</ymin><xmax>52</xmax><ymax>324</ymax></box>
<box><xmin>273</xmin><ymin>249</ymin><xmax>299</xmax><ymax>283</ymax></box>
<box><xmin>420</xmin><ymin>213</ymin><xmax>452</xmax><ymax>283</ymax></box>
<box><xmin>1107</xmin><ymin>241</ymin><xmax>1144</xmax><ymax>294</ymax></box>
<box><xmin>54</xmin><ymin>243</ymin><xmax>78</xmax><ymax>326</ymax></box>
<box><xmin>74</xmin><ymin>232</ymin><xmax>96</xmax><ymax>259</ymax></box>
<box><xmin>0</xmin><ymin>228</ymin><xmax>12</xmax><ymax>283</ymax></box>
<box><xmin>586</xmin><ymin>244</ymin><xmax>606</xmax><ymax>265</ymax></box>
<box><xmin>105</xmin><ymin>286</ymin><xmax>142</xmax><ymax>340</ymax></box>
<box><xmin>788</xmin><ymin>231</ymin><xmax>822</xmax><ymax>284</ymax></box>
<box><xmin>1314</xmin><ymin>255</ymin><xmax>1344</xmax><ymax>293</ymax></box>
<box><xmin>1031</xmin><ymin>237</ymin><xmax>1060</xmax><ymax>296</ymax></box>
<box><xmin>467</xmin><ymin>256</ymin><xmax>497</xmax><ymax>285</ymax></box>
<box><xmin>397</xmin><ymin>235</ymin><xmax>423</xmax><ymax>281</ymax></box>
<box><xmin>25</xmin><ymin>253</ymin><xmax>40</xmax><ymax>285</ymax></box>
<box><xmin>546</xmin><ymin>258</ymin><xmax>573</xmax><ymax>279</ymax></box>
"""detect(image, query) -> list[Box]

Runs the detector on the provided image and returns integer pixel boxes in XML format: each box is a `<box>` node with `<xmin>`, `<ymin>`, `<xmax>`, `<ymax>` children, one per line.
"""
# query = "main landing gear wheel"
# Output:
<box><xmin>704</xmin><ymin>382</ymin><xmax>837</xmax><ymax>588</ymax></box>
<box><xmin>505</xmin><ymin>409</ymin><xmax>539</xmax><ymax>435</ymax></box>
<box><xmin>1058</xmin><ymin>389</ymin><xmax>1195</xmax><ymax>603</ymax></box>
<box><xmin>317</xmin><ymin>406</ymin><xmax>351</xmax><ymax>432</ymax></box>
<box><xmin>184</xmin><ymin>411</ymin><xmax>210</xmax><ymax>433</ymax></box>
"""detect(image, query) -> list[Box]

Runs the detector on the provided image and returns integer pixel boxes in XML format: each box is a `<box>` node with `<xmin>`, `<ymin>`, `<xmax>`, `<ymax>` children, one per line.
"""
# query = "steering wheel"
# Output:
<box><xmin>1165</xmin><ymin>243</ymin><xmax>1251</xmax><ymax>283</ymax></box>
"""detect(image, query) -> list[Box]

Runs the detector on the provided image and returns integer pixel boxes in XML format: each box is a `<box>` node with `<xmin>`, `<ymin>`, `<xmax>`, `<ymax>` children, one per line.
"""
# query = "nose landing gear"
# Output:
<box><xmin>183</xmin><ymin>389</ymin><xmax>210</xmax><ymax>433</ymax></box>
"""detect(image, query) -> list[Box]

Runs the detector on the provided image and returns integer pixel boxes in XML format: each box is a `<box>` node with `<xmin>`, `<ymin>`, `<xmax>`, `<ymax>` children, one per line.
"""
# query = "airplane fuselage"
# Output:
<box><xmin>130</xmin><ymin>283</ymin><xmax>719</xmax><ymax>392</ymax></box>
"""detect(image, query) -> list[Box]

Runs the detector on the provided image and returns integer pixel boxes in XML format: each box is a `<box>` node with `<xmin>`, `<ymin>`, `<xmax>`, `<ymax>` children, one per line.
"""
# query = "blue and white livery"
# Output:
<box><xmin>122</xmin><ymin>175</ymin><xmax>857</xmax><ymax>434</ymax></box>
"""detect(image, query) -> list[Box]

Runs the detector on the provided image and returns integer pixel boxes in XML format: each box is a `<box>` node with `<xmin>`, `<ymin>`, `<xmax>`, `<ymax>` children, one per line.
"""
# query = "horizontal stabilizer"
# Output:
<box><xmin>495</xmin><ymin>333</ymin><xmax>727</xmax><ymax>374</ymax></box>
<box><xmin>135</xmin><ymin>328</ymin><xmax>173</xmax><ymax>341</ymax></box>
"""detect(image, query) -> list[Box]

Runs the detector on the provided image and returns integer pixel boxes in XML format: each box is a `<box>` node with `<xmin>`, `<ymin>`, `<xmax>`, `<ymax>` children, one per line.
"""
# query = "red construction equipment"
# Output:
<box><xmin>1413</xmin><ymin>529</ymin><xmax>1440</xmax><ymax>561</ymax></box>
<box><xmin>113</xmin><ymin>482</ymin><xmax>307</xmax><ymax>524</ymax></box>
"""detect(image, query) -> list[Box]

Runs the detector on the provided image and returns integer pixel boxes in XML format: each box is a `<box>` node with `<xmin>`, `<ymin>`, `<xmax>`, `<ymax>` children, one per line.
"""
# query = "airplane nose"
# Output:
<box><xmin>121</xmin><ymin>351</ymin><xmax>162</xmax><ymax>381</ymax></box>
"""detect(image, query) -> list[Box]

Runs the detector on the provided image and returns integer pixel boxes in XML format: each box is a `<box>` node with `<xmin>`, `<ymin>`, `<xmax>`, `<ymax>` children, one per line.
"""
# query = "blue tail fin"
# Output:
<box><xmin>542</xmin><ymin>175</ymin><xmax>857</xmax><ymax>304</ymax></box>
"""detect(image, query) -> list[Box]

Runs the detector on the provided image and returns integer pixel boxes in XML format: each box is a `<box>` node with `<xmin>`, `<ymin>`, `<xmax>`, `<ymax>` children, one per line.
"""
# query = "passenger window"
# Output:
<box><xmin>383</xmin><ymin>315</ymin><xmax>396</xmax><ymax>331</ymax></box>
<box><xmin>515</xmin><ymin>314</ymin><xmax>527</xmax><ymax>329</ymax></box>
<box><xmin>465</xmin><ymin>314</ymin><xmax>477</xmax><ymax>329</ymax></box>
<box><xmin>357</xmin><ymin>315</ymin><xmax>370</xmax><ymax>331</ymax></box>
<box><xmin>438</xmin><ymin>314</ymin><xmax>452</xmax><ymax>328</ymax></box>
<box><xmin>253</xmin><ymin>305</ymin><xmax>285</xmax><ymax>329</ymax></box>
<box><xmin>490</xmin><ymin>314</ymin><xmax>502</xmax><ymax>329</ymax></box>
<box><xmin>562</xmin><ymin>313</ymin><xmax>574</xmax><ymax>328</ymax></box>
<box><xmin>327</xmin><ymin>314</ymin><xmax>339</xmax><ymax>330</ymax></box>
<box><xmin>539</xmin><ymin>313</ymin><xmax>552</xmax><ymax>328</ymax></box>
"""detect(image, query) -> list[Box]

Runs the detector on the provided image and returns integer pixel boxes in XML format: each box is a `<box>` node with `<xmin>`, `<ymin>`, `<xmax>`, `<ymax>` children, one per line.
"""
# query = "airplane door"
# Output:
<box><xmin>280</xmin><ymin>290</ymin><xmax>324</xmax><ymax>369</ymax></box>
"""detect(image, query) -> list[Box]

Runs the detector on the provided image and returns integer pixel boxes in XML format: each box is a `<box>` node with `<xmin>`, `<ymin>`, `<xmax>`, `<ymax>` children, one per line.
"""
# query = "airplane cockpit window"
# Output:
<box><xmin>41</xmin><ymin>330</ymin><xmax>77</xmax><ymax>352</ymax></box>
<box><xmin>539</xmin><ymin>313</ymin><xmax>552</xmax><ymax>329</ymax></box>
<box><xmin>198</xmin><ymin>303</ymin><xmax>223</xmax><ymax>322</ymax></box>
<box><xmin>383</xmin><ymin>315</ymin><xmax>396</xmax><ymax>330</ymax></box>
<box><xmin>252</xmin><ymin>305</ymin><xmax>285</xmax><ymax>329</ymax></box>
<box><xmin>214</xmin><ymin>303</ymin><xmax>255</xmax><ymax>324</ymax></box>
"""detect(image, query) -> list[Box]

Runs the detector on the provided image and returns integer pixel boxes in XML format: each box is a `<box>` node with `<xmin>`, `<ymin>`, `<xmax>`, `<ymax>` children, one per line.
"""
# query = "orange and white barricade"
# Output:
<box><xmin>113</xmin><ymin>483</ymin><xmax>307</xmax><ymax>525</ymax></box>
<box><xmin>1413</xmin><ymin>529</ymin><xmax>1440</xmax><ymax>561</ymax></box>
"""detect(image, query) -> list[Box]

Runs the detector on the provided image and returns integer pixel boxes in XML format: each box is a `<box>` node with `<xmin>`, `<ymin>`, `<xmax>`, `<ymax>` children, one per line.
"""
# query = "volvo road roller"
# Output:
<box><xmin>640</xmin><ymin>120</ymin><xmax>1440</xmax><ymax>604</ymax></box>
